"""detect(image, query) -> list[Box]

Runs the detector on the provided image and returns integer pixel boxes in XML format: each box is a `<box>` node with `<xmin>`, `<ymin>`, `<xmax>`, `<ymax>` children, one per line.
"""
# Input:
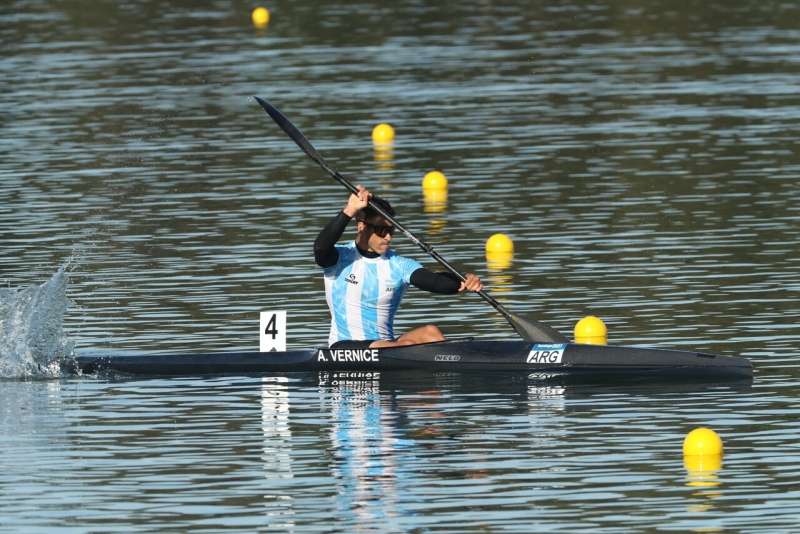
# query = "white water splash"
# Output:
<box><xmin>0</xmin><ymin>266</ymin><xmax>75</xmax><ymax>378</ymax></box>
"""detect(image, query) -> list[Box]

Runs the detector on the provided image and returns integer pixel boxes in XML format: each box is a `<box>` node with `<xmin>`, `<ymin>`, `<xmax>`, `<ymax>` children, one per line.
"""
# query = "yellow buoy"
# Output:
<box><xmin>485</xmin><ymin>233</ymin><xmax>513</xmax><ymax>254</ymax></box>
<box><xmin>574</xmin><ymin>316</ymin><xmax>607</xmax><ymax>345</ymax></box>
<box><xmin>683</xmin><ymin>428</ymin><xmax>724</xmax><ymax>456</ymax></box>
<box><xmin>422</xmin><ymin>170</ymin><xmax>448</xmax><ymax>190</ymax></box>
<box><xmin>252</xmin><ymin>7</ymin><xmax>270</xmax><ymax>27</ymax></box>
<box><xmin>372</xmin><ymin>123</ymin><xmax>395</xmax><ymax>143</ymax></box>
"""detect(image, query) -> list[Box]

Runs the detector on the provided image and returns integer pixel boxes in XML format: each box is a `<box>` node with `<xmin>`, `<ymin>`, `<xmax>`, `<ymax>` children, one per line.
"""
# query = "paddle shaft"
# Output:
<box><xmin>254</xmin><ymin>96</ymin><xmax>568</xmax><ymax>342</ymax></box>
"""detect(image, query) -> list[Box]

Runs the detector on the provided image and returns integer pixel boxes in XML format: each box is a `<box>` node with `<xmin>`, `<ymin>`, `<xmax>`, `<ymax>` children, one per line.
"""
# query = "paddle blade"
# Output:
<box><xmin>254</xmin><ymin>95</ymin><xmax>338</xmax><ymax>177</ymax></box>
<box><xmin>508</xmin><ymin>313</ymin><xmax>569</xmax><ymax>343</ymax></box>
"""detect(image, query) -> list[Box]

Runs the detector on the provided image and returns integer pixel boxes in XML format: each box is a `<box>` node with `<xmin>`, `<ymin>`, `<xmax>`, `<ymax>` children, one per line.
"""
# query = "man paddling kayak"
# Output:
<box><xmin>314</xmin><ymin>186</ymin><xmax>484</xmax><ymax>349</ymax></box>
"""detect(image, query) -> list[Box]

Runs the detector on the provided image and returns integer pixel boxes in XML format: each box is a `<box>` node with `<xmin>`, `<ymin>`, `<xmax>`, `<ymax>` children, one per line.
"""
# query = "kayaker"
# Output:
<box><xmin>314</xmin><ymin>186</ymin><xmax>484</xmax><ymax>349</ymax></box>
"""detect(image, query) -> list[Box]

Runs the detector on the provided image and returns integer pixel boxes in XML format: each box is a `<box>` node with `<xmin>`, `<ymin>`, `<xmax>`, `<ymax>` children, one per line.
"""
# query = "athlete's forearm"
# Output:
<box><xmin>410</xmin><ymin>268</ymin><xmax>462</xmax><ymax>294</ymax></box>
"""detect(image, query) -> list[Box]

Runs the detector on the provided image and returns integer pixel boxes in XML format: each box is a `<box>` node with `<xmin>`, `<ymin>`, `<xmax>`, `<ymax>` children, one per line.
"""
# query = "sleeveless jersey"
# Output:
<box><xmin>324</xmin><ymin>242</ymin><xmax>423</xmax><ymax>346</ymax></box>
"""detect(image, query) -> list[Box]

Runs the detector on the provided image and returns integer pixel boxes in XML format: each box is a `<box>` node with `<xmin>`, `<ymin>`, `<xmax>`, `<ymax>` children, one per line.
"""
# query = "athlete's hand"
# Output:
<box><xmin>459</xmin><ymin>273</ymin><xmax>483</xmax><ymax>292</ymax></box>
<box><xmin>344</xmin><ymin>185</ymin><xmax>371</xmax><ymax>217</ymax></box>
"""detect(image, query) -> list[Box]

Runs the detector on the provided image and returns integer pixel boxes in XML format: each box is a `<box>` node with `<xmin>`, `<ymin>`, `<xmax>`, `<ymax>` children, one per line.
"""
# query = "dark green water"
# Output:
<box><xmin>2</xmin><ymin>0</ymin><xmax>800</xmax><ymax>531</ymax></box>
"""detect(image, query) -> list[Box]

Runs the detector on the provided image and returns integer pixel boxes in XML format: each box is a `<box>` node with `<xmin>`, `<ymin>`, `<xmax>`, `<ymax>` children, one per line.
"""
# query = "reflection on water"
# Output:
<box><xmin>321</xmin><ymin>372</ymin><xmax>402</xmax><ymax>525</ymax></box>
<box><xmin>0</xmin><ymin>367</ymin><xmax>793</xmax><ymax>532</ymax></box>
<box><xmin>422</xmin><ymin>188</ymin><xmax>448</xmax><ymax>216</ymax></box>
<box><xmin>685</xmin><ymin>454</ymin><xmax>723</xmax><ymax>515</ymax></box>
<box><xmin>261</xmin><ymin>376</ymin><xmax>295</xmax><ymax>526</ymax></box>
<box><xmin>253</xmin><ymin>372</ymin><xmax>759</xmax><ymax>530</ymax></box>
<box><xmin>373</xmin><ymin>144</ymin><xmax>395</xmax><ymax>173</ymax></box>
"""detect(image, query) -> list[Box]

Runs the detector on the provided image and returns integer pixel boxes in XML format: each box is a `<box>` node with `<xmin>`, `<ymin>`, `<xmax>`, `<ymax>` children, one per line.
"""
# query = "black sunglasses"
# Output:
<box><xmin>362</xmin><ymin>221</ymin><xmax>395</xmax><ymax>238</ymax></box>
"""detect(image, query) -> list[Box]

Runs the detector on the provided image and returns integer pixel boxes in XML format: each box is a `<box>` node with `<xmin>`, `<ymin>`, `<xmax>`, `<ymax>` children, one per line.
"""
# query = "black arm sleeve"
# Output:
<box><xmin>314</xmin><ymin>211</ymin><xmax>352</xmax><ymax>268</ymax></box>
<box><xmin>410</xmin><ymin>268</ymin><xmax>462</xmax><ymax>294</ymax></box>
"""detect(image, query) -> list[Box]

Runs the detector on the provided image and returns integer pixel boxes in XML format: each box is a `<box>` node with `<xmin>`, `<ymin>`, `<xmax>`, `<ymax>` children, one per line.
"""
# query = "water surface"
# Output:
<box><xmin>2</xmin><ymin>0</ymin><xmax>800</xmax><ymax>531</ymax></box>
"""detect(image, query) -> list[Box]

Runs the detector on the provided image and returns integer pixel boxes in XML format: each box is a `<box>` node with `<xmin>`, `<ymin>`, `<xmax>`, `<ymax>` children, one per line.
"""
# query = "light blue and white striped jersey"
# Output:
<box><xmin>324</xmin><ymin>241</ymin><xmax>423</xmax><ymax>346</ymax></box>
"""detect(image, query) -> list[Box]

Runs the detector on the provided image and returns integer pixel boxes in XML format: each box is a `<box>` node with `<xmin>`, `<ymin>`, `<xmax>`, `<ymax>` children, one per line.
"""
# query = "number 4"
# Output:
<box><xmin>260</xmin><ymin>311</ymin><xmax>287</xmax><ymax>352</ymax></box>
<box><xmin>264</xmin><ymin>314</ymin><xmax>278</xmax><ymax>338</ymax></box>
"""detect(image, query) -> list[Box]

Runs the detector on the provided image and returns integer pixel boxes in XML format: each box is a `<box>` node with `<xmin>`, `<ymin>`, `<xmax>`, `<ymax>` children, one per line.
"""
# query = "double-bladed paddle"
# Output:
<box><xmin>254</xmin><ymin>95</ymin><xmax>568</xmax><ymax>343</ymax></box>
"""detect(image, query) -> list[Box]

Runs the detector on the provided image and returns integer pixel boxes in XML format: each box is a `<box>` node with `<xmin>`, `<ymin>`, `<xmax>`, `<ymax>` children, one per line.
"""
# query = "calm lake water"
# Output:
<box><xmin>3</xmin><ymin>0</ymin><xmax>800</xmax><ymax>531</ymax></box>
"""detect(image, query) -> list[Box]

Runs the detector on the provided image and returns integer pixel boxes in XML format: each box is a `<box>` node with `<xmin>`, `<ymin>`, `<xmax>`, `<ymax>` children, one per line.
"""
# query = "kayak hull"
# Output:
<box><xmin>73</xmin><ymin>340</ymin><xmax>753</xmax><ymax>380</ymax></box>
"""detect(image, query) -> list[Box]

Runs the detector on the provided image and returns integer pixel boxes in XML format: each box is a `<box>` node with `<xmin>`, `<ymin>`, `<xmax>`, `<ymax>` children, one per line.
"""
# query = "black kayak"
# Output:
<box><xmin>72</xmin><ymin>339</ymin><xmax>753</xmax><ymax>380</ymax></box>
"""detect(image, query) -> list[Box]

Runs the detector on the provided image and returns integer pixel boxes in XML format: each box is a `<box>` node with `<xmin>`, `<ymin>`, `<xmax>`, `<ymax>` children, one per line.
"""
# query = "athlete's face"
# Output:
<box><xmin>358</xmin><ymin>216</ymin><xmax>394</xmax><ymax>255</ymax></box>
